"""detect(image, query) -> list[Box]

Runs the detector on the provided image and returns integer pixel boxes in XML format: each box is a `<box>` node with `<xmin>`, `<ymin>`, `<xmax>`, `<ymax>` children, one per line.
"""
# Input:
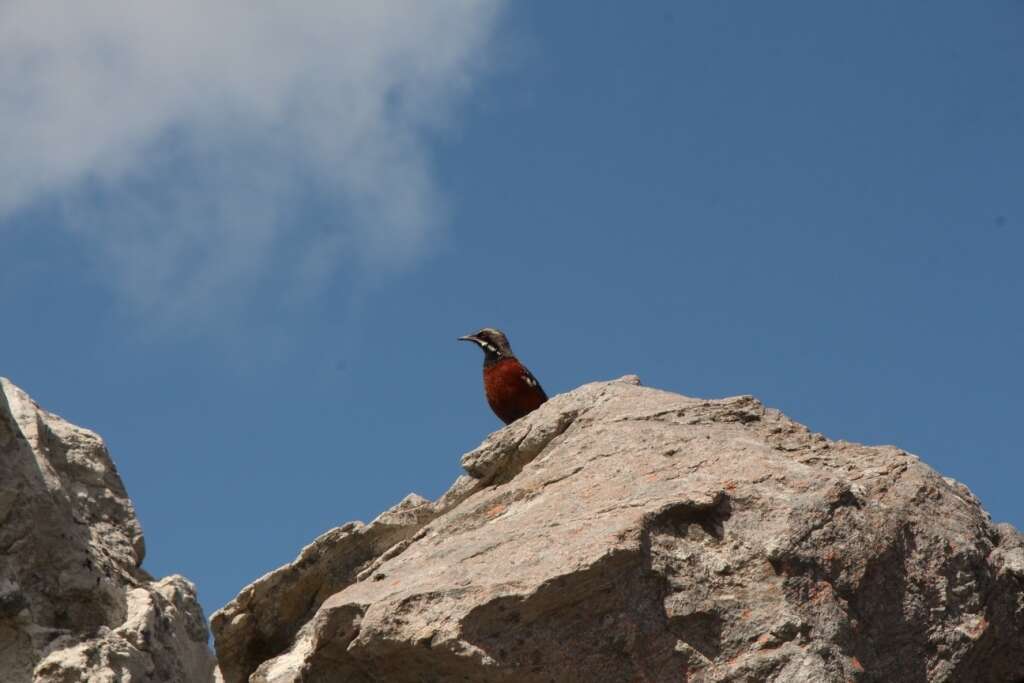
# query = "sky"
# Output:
<box><xmin>2</xmin><ymin>1</ymin><xmax>1022</xmax><ymax>621</ymax></box>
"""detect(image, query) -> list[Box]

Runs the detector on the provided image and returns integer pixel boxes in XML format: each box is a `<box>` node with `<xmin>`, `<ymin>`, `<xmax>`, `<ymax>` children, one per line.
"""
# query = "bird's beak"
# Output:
<box><xmin>458</xmin><ymin>334</ymin><xmax>479</xmax><ymax>344</ymax></box>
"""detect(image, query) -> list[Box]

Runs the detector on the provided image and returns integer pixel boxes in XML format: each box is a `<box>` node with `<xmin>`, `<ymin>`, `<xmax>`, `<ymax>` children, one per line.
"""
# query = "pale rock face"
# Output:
<box><xmin>212</xmin><ymin>376</ymin><xmax>1024</xmax><ymax>682</ymax></box>
<box><xmin>0</xmin><ymin>378</ymin><xmax>215</xmax><ymax>683</ymax></box>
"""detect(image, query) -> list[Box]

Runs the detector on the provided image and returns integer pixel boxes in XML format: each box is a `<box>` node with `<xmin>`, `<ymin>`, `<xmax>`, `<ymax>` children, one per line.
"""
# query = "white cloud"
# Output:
<box><xmin>0</xmin><ymin>1</ymin><xmax>502</xmax><ymax>325</ymax></box>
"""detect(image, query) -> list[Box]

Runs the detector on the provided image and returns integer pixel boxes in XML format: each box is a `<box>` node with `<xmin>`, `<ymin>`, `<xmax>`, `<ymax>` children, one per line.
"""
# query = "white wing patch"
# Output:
<box><xmin>522</xmin><ymin>372</ymin><xmax>538</xmax><ymax>387</ymax></box>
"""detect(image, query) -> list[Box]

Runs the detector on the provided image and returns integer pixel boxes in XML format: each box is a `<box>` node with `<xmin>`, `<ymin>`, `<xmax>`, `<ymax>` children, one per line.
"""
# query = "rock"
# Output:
<box><xmin>0</xmin><ymin>378</ymin><xmax>215</xmax><ymax>683</ymax></box>
<box><xmin>212</xmin><ymin>376</ymin><xmax>1024</xmax><ymax>682</ymax></box>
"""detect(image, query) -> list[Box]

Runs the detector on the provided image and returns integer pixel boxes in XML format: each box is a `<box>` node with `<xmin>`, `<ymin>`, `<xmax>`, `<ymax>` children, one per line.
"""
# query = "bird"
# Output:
<box><xmin>458</xmin><ymin>327</ymin><xmax>548</xmax><ymax>424</ymax></box>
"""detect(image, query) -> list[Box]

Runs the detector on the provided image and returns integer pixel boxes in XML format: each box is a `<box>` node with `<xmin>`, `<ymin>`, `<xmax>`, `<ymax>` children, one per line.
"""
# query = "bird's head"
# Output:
<box><xmin>458</xmin><ymin>327</ymin><xmax>514</xmax><ymax>360</ymax></box>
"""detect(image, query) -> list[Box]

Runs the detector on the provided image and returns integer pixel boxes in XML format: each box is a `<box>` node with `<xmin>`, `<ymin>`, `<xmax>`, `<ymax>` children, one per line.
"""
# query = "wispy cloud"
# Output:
<box><xmin>0</xmin><ymin>2</ymin><xmax>502</xmax><ymax>326</ymax></box>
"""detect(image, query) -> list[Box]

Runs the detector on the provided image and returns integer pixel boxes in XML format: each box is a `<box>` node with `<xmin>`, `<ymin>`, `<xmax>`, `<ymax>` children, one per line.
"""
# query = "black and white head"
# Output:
<box><xmin>458</xmin><ymin>327</ymin><xmax>514</xmax><ymax>362</ymax></box>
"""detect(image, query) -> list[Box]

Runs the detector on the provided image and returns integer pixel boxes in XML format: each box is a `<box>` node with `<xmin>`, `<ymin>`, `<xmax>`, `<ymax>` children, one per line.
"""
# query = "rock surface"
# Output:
<box><xmin>0</xmin><ymin>378</ymin><xmax>215</xmax><ymax>682</ymax></box>
<box><xmin>212</xmin><ymin>376</ymin><xmax>1024</xmax><ymax>682</ymax></box>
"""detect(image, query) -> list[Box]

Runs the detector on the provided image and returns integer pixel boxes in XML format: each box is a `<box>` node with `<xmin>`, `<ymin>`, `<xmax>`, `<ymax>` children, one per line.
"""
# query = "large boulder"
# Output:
<box><xmin>0</xmin><ymin>378</ymin><xmax>215</xmax><ymax>682</ymax></box>
<box><xmin>212</xmin><ymin>376</ymin><xmax>1024</xmax><ymax>682</ymax></box>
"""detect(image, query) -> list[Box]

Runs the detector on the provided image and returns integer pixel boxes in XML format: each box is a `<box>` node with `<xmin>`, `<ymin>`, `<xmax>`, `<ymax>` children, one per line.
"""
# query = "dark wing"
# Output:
<box><xmin>520</xmin><ymin>368</ymin><xmax>548</xmax><ymax>401</ymax></box>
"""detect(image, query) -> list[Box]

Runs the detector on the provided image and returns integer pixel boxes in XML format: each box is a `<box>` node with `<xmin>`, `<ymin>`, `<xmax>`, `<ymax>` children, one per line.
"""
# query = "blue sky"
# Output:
<box><xmin>2</xmin><ymin>1</ymin><xmax>1022</xmax><ymax>619</ymax></box>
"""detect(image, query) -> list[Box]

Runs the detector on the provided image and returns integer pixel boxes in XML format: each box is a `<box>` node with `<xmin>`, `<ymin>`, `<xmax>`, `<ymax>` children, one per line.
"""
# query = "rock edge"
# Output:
<box><xmin>213</xmin><ymin>376</ymin><xmax>1024</xmax><ymax>682</ymax></box>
